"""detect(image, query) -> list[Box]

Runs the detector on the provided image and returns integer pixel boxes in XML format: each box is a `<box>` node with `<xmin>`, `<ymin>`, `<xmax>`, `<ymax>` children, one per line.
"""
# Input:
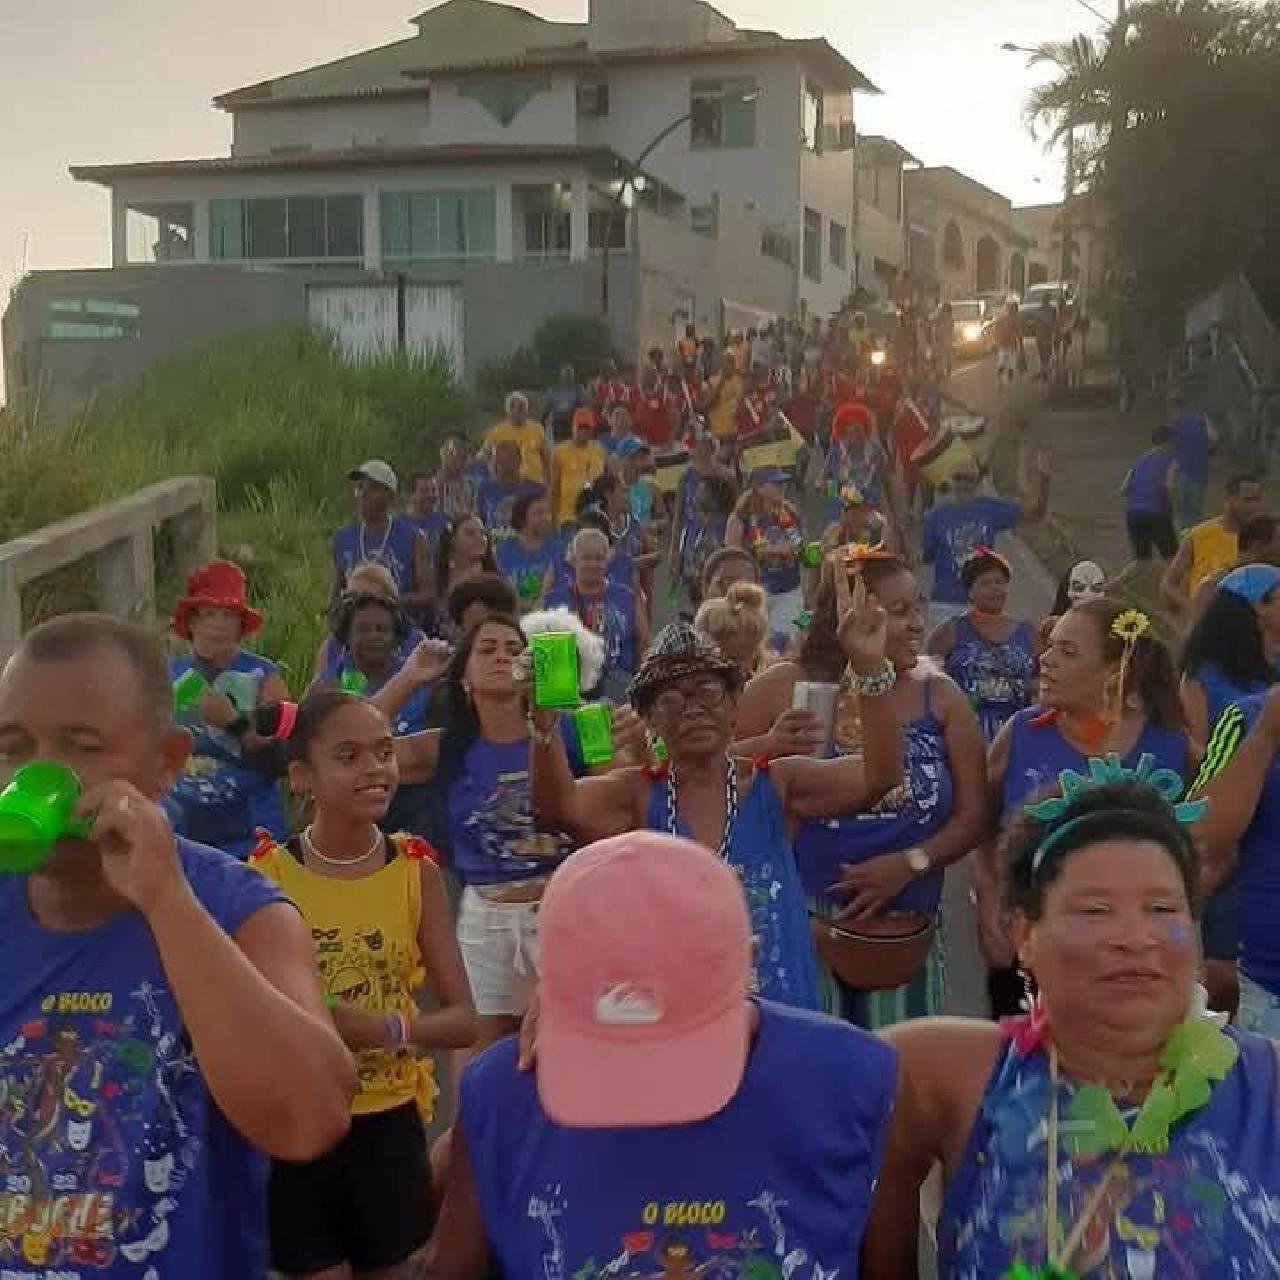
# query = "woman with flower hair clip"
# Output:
<box><xmin>861</xmin><ymin>760</ymin><xmax>1280</xmax><ymax>1280</ymax></box>
<box><xmin>976</xmin><ymin>598</ymin><xmax>1191</xmax><ymax>1015</ymax></box>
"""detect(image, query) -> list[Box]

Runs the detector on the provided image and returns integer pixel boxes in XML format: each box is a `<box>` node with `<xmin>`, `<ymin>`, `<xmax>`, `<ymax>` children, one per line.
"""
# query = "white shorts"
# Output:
<box><xmin>996</xmin><ymin>347</ymin><xmax>1019</xmax><ymax>374</ymax></box>
<box><xmin>456</xmin><ymin>886</ymin><xmax>541</xmax><ymax>1018</ymax></box>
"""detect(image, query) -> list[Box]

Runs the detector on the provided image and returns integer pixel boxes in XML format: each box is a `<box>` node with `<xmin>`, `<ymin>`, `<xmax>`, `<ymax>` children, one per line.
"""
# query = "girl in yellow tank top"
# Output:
<box><xmin>252</xmin><ymin>688</ymin><xmax>476</xmax><ymax>1276</ymax></box>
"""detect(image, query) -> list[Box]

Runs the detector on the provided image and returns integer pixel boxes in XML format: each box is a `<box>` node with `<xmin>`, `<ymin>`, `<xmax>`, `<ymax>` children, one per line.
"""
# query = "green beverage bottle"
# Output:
<box><xmin>172</xmin><ymin>668</ymin><xmax>210</xmax><ymax>713</ymax></box>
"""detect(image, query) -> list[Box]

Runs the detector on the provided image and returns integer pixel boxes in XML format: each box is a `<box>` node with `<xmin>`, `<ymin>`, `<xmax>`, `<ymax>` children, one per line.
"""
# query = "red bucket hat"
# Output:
<box><xmin>171</xmin><ymin>560</ymin><xmax>263</xmax><ymax>639</ymax></box>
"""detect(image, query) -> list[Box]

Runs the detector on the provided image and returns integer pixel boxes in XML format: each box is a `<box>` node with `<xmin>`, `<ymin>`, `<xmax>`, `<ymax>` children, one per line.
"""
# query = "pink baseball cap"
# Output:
<box><xmin>536</xmin><ymin>831</ymin><xmax>752</xmax><ymax>1129</ymax></box>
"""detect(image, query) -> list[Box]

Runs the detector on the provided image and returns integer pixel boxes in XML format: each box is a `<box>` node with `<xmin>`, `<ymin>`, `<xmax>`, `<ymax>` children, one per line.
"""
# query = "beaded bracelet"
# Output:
<box><xmin>850</xmin><ymin>660</ymin><xmax>896</xmax><ymax>698</ymax></box>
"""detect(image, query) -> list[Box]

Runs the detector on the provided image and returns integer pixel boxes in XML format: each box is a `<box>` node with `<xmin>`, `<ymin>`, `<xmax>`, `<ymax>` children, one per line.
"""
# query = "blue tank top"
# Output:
<box><xmin>447</xmin><ymin>731</ymin><xmax>580</xmax><ymax>887</ymax></box>
<box><xmin>646</xmin><ymin>768</ymin><xmax>821</xmax><ymax>1011</ymax></box>
<box><xmin>744</xmin><ymin>509</ymin><xmax>803</xmax><ymax>596</ymax></box>
<box><xmin>460</xmin><ymin>1001</ymin><xmax>897</xmax><ymax>1280</ymax></box>
<box><xmin>547</xmin><ymin>580</ymin><xmax>639</xmax><ymax>686</ymax></box>
<box><xmin>1215</xmin><ymin>694</ymin><xmax>1280</xmax><ymax>994</ymax></box>
<box><xmin>1000</xmin><ymin>706</ymin><xmax>1190</xmax><ymax>821</ymax></box>
<box><xmin>1123</xmin><ymin>447</ymin><xmax>1174</xmax><ymax>514</ymax></box>
<box><xmin>332</xmin><ymin>516</ymin><xmax>421</xmax><ymax>595</ymax></box>
<box><xmin>938</xmin><ymin>1029</ymin><xmax>1280</xmax><ymax>1277</ymax></box>
<box><xmin>165</xmin><ymin>650</ymin><xmax>286</xmax><ymax>858</ymax></box>
<box><xmin>795</xmin><ymin>681</ymin><xmax>954</xmax><ymax>917</ymax></box>
<box><xmin>0</xmin><ymin>838</ymin><xmax>284</xmax><ymax>1278</ymax></box>
<box><xmin>945</xmin><ymin>615</ymin><xmax>1037</xmax><ymax>745</ymax></box>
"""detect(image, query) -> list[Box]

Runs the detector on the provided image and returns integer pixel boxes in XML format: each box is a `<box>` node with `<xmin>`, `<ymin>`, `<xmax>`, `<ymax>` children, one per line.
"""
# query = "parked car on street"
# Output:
<box><xmin>949</xmin><ymin>299</ymin><xmax>995</xmax><ymax>356</ymax></box>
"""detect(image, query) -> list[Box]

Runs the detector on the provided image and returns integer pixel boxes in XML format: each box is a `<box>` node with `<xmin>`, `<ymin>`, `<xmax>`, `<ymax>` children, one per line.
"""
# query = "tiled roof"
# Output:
<box><xmin>70</xmin><ymin>144</ymin><xmax>634</xmax><ymax>186</ymax></box>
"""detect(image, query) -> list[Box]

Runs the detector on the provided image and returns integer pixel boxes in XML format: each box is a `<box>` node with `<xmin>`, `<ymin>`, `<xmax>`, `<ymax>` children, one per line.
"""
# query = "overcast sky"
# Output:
<box><xmin>0</xmin><ymin>0</ymin><xmax>1109</xmax><ymax>301</ymax></box>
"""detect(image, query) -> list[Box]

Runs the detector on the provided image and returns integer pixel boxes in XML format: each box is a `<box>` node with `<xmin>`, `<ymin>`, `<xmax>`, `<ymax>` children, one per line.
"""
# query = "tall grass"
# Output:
<box><xmin>1</xmin><ymin>329</ymin><xmax>473</xmax><ymax>685</ymax></box>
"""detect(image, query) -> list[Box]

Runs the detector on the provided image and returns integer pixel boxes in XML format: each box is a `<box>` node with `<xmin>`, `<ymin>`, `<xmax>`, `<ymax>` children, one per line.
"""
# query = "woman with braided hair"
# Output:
<box><xmin>862</xmin><ymin>765</ymin><xmax>1280</xmax><ymax>1279</ymax></box>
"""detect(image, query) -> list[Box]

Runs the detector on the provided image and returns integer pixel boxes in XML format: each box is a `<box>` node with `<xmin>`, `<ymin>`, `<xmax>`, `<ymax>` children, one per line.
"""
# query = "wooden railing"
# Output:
<box><xmin>0</xmin><ymin>477</ymin><xmax>217</xmax><ymax>661</ymax></box>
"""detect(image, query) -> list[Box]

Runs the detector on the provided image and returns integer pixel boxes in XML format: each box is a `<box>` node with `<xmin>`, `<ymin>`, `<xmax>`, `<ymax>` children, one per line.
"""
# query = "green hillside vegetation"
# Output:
<box><xmin>0</xmin><ymin>329</ymin><xmax>471</xmax><ymax>685</ymax></box>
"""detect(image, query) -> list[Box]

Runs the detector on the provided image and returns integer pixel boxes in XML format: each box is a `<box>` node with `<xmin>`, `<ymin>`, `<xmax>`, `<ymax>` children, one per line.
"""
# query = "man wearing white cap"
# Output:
<box><xmin>427</xmin><ymin>831</ymin><xmax>897</xmax><ymax>1278</ymax></box>
<box><xmin>331</xmin><ymin>460</ymin><xmax>431</xmax><ymax>615</ymax></box>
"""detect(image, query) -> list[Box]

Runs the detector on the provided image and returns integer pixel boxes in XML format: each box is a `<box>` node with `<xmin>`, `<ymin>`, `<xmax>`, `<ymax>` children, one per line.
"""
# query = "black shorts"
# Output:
<box><xmin>1126</xmin><ymin>511</ymin><xmax>1179</xmax><ymax>560</ymax></box>
<box><xmin>269</xmin><ymin>1100</ymin><xmax>432</xmax><ymax>1274</ymax></box>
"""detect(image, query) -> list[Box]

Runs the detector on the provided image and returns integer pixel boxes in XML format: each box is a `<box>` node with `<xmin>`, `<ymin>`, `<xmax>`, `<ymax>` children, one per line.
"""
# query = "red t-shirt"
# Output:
<box><xmin>832</xmin><ymin>401</ymin><xmax>876</xmax><ymax>443</ymax></box>
<box><xmin>634</xmin><ymin>391</ymin><xmax>677</xmax><ymax>447</ymax></box>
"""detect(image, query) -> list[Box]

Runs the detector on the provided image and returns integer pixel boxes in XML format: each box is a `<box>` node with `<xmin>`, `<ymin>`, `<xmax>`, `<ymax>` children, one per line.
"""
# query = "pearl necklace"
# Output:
<box><xmin>358</xmin><ymin>519</ymin><xmax>393</xmax><ymax>564</ymax></box>
<box><xmin>301</xmin><ymin>824</ymin><xmax>384</xmax><ymax>867</ymax></box>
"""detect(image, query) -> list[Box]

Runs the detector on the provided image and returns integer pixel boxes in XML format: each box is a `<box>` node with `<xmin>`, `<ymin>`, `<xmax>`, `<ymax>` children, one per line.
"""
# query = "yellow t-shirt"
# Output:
<box><xmin>708</xmin><ymin>372</ymin><xmax>743</xmax><ymax>441</ymax></box>
<box><xmin>1187</xmin><ymin>517</ymin><xmax>1238</xmax><ymax>594</ymax></box>
<box><xmin>252</xmin><ymin>833</ymin><xmax>438</xmax><ymax>1120</ymax></box>
<box><xmin>488</xmin><ymin>420</ymin><xmax>548</xmax><ymax>484</ymax></box>
<box><xmin>553</xmin><ymin>439</ymin><xmax>606</xmax><ymax>524</ymax></box>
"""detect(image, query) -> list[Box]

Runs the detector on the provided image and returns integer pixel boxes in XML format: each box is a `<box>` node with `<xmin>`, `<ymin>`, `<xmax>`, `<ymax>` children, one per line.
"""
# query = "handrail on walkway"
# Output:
<box><xmin>0</xmin><ymin>476</ymin><xmax>217</xmax><ymax>662</ymax></box>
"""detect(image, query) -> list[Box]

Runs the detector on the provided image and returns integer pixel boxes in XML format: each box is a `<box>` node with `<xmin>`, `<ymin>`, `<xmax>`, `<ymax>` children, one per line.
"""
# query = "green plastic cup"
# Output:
<box><xmin>650</xmin><ymin>736</ymin><xmax>669</xmax><ymax>765</ymax></box>
<box><xmin>518</xmin><ymin>570</ymin><xmax>543</xmax><ymax>602</ymax></box>
<box><xmin>0</xmin><ymin>762</ymin><xmax>93</xmax><ymax>875</ymax></box>
<box><xmin>340</xmin><ymin>669</ymin><xmax>369</xmax><ymax>696</ymax></box>
<box><xmin>531</xmin><ymin>632</ymin><xmax>581</xmax><ymax>710</ymax></box>
<box><xmin>172</xmin><ymin>668</ymin><xmax>209</xmax><ymax>713</ymax></box>
<box><xmin>801</xmin><ymin>541</ymin><xmax>824</xmax><ymax>569</ymax></box>
<box><xmin>573</xmin><ymin>703</ymin><xmax>615</xmax><ymax>768</ymax></box>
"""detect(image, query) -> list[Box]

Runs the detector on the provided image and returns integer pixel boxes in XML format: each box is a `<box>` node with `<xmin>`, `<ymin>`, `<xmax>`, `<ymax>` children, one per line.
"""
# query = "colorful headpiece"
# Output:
<box><xmin>1025</xmin><ymin>752</ymin><xmax>1207</xmax><ymax>874</ymax></box>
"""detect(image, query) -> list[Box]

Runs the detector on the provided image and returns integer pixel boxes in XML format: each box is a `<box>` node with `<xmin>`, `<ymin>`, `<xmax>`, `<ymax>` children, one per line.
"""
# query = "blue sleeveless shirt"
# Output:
<box><xmin>795</xmin><ymin>680</ymin><xmax>954</xmax><ymax>918</ymax></box>
<box><xmin>1207</xmin><ymin>694</ymin><xmax>1280</xmax><ymax>995</ymax></box>
<box><xmin>647</xmin><ymin>769</ymin><xmax>821</xmax><ymax>1011</ymax></box>
<box><xmin>945</xmin><ymin>615</ymin><xmax>1037</xmax><ymax>745</ymax></box>
<box><xmin>165</xmin><ymin>650</ymin><xmax>286</xmax><ymax>858</ymax></box>
<box><xmin>547</xmin><ymin>580</ymin><xmax>639</xmax><ymax>690</ymax></box>
<box><xmin>332</xmin><ymin>516</ymin><xmax>421</xmax><ymax>595</ymax></box>
<box><xmin>938</xmin><ymin>1029</ymin><xmax>1280</xmax><ymax>1277</ymax></box>
<box><xmin>461</xmin><ymin>1001</ymin><xmax>897</xmax><ymax>1280</ymax></box>
<box><xmin>1000</xmin><ymin>707</ymin><xmax>1190</xmax><ymax>821</ymax></box>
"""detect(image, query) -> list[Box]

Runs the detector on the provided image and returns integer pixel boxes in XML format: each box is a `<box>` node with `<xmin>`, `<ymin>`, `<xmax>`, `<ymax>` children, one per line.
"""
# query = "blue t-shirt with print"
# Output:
<box><xmin>477</xmin><ymin>480</ymin><xmax>544</xmax><ymax>550</ymax></box>
<box><xmin>546</xmin><ymin>581</ymin><xmax>639</xmax><ymax>688</ymax></box>
<box><xmin>0</xmin><ymin>838</ymin><xmax>283</xmax><ymax>1278</ymax></box>
<box><xmin>922</xmin><ymin>496</ymin><xmax>1019</xmax><ymax>604</ymax></box>
<box><xmin>332</xmin><ymin>516</ymin><xmax>422</xmax><ymax>596</ymax></box>
<box><xmin>460</xmin><ymin>1001</ymin><xmax>897</xmax><ymax>1280</ymax></box>
<box><xmin>496</xmin><ymin>535</ymin><xmax>563</xmax><ymax>606</ymax></box>
<box><xmin>404</xmin><ymin>511</ymin><xmax>450</xmax><ymax>556</ymax></box>
<box><xmin>447</xmin><ymin>729</ymin><xmax>582</xmax><ymax>886</ymax></box>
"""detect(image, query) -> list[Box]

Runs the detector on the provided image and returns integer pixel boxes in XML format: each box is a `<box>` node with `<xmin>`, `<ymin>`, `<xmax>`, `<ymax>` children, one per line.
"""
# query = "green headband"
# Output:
<box><xmin>1026</xmin><ymin>752</ymin><xmax>1207</xmax><ymax>876</ymax></box>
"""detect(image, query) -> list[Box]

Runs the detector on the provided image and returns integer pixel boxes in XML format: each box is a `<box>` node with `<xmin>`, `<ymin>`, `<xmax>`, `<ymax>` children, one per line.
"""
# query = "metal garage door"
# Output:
<box><xmin>307</xmin><ymin>284</ymin><xmax>397</xmax><ymax>362</ymax></box>
<box><xmin>405</xmin><ymin>284</ymin><xmax>465</xmax><ymax>377</ymax></box>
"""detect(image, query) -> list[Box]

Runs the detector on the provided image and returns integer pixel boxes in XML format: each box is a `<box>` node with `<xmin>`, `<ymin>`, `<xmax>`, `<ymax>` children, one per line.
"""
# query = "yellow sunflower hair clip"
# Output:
<box><xmin>1109</xmin><ymin>608</ymin><xmax>1151</xmax><ymax>721</ymax></box>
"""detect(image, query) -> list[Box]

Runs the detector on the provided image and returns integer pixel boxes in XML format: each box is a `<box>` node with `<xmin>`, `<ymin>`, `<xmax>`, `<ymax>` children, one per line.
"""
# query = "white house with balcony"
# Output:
<box><xmin>7</xmin><ymin>0</ymin><xmax>879</xmax><ymax>417</ymax></box>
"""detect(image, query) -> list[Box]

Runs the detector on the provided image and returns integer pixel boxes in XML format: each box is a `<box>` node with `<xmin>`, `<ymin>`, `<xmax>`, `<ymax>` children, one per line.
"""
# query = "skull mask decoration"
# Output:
<box><xmin>1067</xmin><ymin>560</ymin><xmax>1106</xmax><ymax>605</ymax></box>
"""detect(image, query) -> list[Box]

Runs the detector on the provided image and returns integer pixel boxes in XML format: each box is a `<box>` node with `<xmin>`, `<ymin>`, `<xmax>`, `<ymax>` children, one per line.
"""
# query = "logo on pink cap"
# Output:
<box><xmin>594</xmin><ymin>982</ymin><xmax>664</xmax><ymax>1026</ymax></box>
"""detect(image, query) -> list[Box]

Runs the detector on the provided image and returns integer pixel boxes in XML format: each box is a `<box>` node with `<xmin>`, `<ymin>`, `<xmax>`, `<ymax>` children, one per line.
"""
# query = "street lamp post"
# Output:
<box><xmin>599</xmin><ymin>88</ymin><xmax>761</xmax><ymax>317</ymax></box>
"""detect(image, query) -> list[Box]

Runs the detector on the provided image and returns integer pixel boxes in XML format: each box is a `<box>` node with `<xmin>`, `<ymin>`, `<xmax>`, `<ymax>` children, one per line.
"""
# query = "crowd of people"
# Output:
<box><xmin>5</xmin><ymin>308</ymin><xmax>1280</xmax><ymax>1280</ymax></box>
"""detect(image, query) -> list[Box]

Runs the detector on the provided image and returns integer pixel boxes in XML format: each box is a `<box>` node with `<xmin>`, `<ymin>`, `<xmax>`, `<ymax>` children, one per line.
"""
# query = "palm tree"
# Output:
<box><xmin>1020</xmin><ymin>34</ymin><xmax>1110</xmax><ymax>146</ymax></box>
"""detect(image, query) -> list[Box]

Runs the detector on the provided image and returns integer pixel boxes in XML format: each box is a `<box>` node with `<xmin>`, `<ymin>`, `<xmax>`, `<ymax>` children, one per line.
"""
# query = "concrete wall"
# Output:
<box><xmin>631</xmin><ymin>203</ymin><xmax>794</xmax><ymax>357</ymax></box>
<box><xmin>3</xmin><ymin>265</ymin><xmax>309</xmax><ymax>425</ymax></box>
<box><xmin>800</xmin><ymin>138</ymin><xmax>855</xmax><ymax>317</ymax></box>
<box><xmin>1</xmin><ymin>258</ymin><xmax>642</xmax><ymax>424</ymax></box>
<box><xmin>232</xmin><ymin>98</ymin><xmax>430</xmax><ymax>157</ymax></box>
<box><xmin>588</xmin><ymin>0</ymin><xmax>738</xmax><ymax>49</ymax></box>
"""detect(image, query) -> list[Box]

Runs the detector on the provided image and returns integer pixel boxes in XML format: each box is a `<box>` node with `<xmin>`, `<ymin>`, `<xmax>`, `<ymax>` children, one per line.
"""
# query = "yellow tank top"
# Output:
<box><xmin>1187</xmin><ymin>518</ymin><xmax>1238</xmax><ymax>594</ymax></box>
<box><xmin>252</xmin><ymin>833</ymin><xmax>439</xmax><ymax>1120</ymax></box>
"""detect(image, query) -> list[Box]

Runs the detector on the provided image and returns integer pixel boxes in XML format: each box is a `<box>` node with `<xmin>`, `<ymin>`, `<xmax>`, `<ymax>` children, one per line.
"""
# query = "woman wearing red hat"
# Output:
<box><xmin>165</xmin><ymin>559</ymin><xmax>289</xmax><ymax>858</ymax></box>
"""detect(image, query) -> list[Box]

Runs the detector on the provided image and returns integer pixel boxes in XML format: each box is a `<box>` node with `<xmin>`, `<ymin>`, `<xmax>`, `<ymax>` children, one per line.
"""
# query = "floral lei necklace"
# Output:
<box><xmin>999</xmin><ymin>996</ymin><xmax>1238</xmax><ymax>1279</ymax></box>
